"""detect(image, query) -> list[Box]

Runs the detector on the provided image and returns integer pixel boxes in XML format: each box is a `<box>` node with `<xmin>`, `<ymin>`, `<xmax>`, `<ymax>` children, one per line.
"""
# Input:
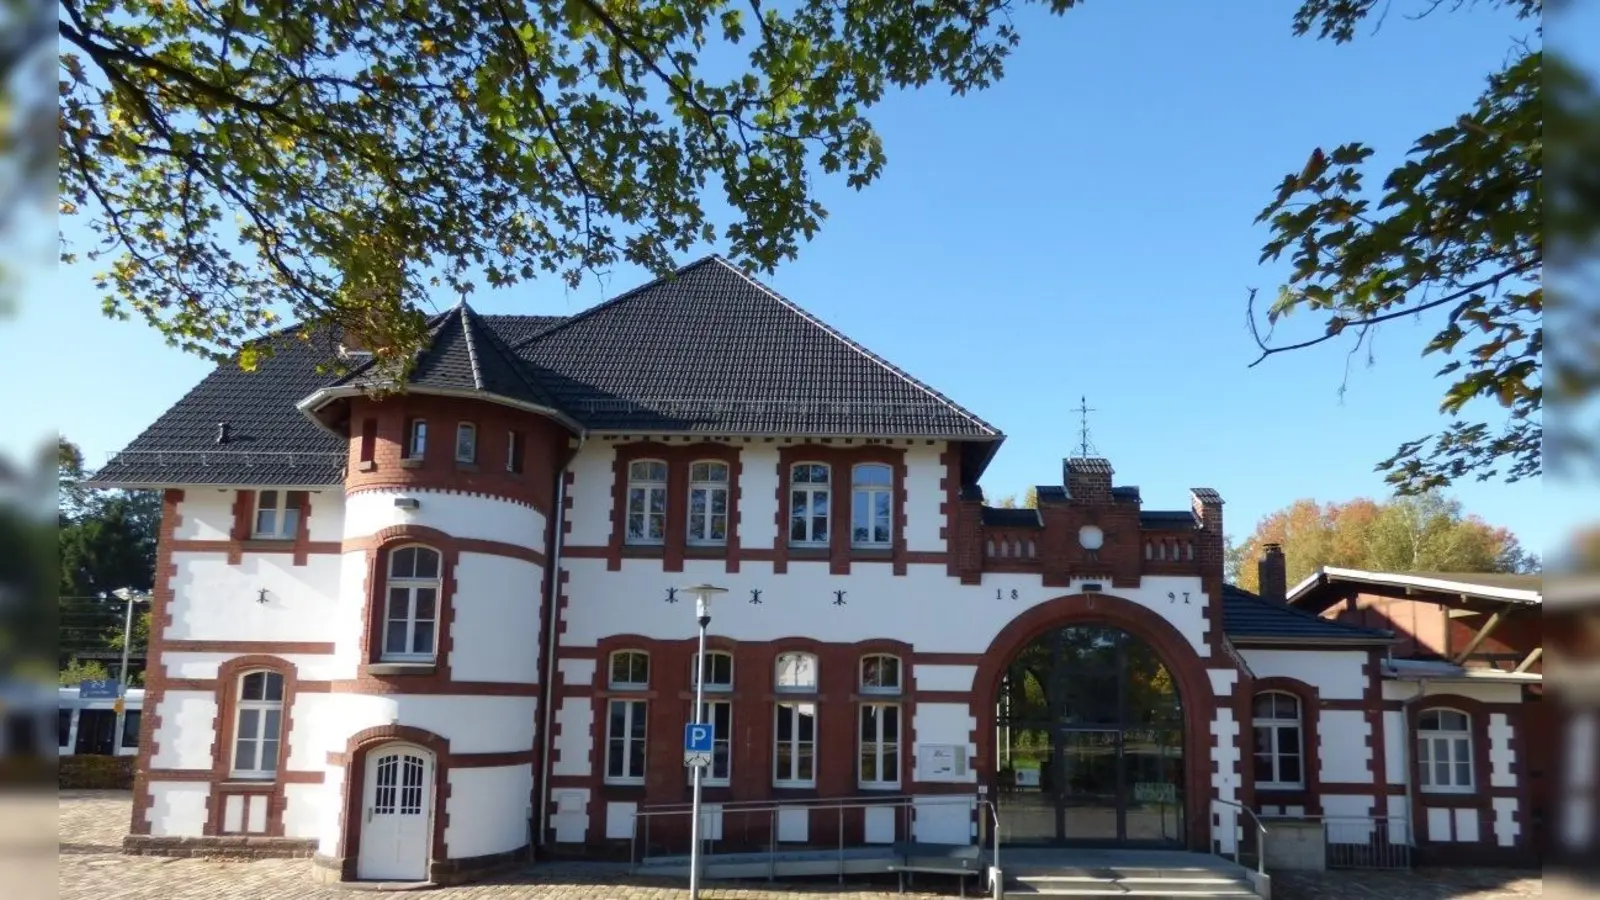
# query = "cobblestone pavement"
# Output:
<box><xmin>55</xmin><ymin>791</ymin><xmax>1551</xmax><ymax>899</ymax></box>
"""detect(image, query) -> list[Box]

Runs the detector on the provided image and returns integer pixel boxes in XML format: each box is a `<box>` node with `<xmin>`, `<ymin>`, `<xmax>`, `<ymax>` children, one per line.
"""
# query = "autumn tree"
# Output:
<box><xmin>987</xmin><ymin>487</ymin><xmax>1039</xmax><ymax>510</ymax></box>
<box><xmin>1249</xmin><ymin>0</ymin><xmax>1542</xmax><ymax>492</ymax></box>
<box><xmin>1230</xmin><ymin>492</ymin><xmax>1535</xmax><ymax>594</ymax></box>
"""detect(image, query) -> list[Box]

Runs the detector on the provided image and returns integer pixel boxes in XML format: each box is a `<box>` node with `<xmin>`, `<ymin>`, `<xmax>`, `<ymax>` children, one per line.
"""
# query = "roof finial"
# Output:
<box><xmin>1071</xmin><ymin>395</ymin><xmax>1098</xmax><ymax>458</ymax></box>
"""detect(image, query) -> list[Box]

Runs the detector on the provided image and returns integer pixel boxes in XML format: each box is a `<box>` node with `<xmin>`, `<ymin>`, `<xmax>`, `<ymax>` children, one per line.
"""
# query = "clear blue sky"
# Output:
<box><xmin>12</xmin><ymin>1</ymin><xmax>1584</xmax><ymax>559</ymax></box>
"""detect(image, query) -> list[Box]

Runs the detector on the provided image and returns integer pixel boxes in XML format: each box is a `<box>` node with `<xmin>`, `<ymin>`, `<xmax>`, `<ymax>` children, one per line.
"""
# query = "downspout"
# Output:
<box><xmin>537</xmin><ymin>436</ymin><xmax>581</xmax><ymax>852</ymax></box>
<box><xmin>1399</xmin><ymin>678</ymin><xmax>1429</xmax><ymax>846</ymax></box>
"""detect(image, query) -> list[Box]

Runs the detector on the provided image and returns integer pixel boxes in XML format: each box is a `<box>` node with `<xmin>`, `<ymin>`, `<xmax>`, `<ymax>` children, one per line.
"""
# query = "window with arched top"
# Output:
<box><xmin>687</xmin><ymin>461</ymin><xmax>730</xmax><ymax>545</ymax></box>
<box><xmin>383</xmin><ymin>546</ymin><xmax>442</xmax><ymax>662</ymax></box>
<box><xmin>860</xmin><ymin>654</ymin><xmax>901</xmax><ymax>695</ymax></box>
<box><xmin>1418</xmin><ymin>708</ymin><xmax>1474</xmax><ymax>793</ymax></box>
<box><xmin>231</xmin><ymin>670</ymin><xmax>285</xmax><ymax>779</ymax></box>
<box><xmin>851</xmin><ymin>464</ymin><xmax>893</xmax><ymax>548</ymax></box>
<box><xmin>608</xmin><ymin>650</ymin><xmax>650</xmax><ymax>689</ymax></box>
<box><xmin>1252</xmin><ymin>691</ymin><xmax>1304</xmax><ymax>789</ymax></box>
<box><xmin>626</xmin><ymin>460</ymin><xmax>669</xmax><ymax>545</ymax></box>
<box><xmin>775</xmin><ymin>651</ymin><xmax>818</xmax><ymax>691</ymax></box>
<box><xmin>789</xmin><ymin>463</ymin><xmax>831</xmax><ymax>546</ymax></box>
<box><xmin>690</xmin><ymin>650</ymin><xmax>733</xmax><ymax>691</ymax></box>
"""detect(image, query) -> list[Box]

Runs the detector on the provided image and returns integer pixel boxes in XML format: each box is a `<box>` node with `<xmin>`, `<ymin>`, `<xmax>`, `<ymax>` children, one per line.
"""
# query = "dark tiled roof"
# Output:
<box><xmin>982</xmin><ymin>508</ymin><xmax>1042</xmax><ymax>527</ymax></box>
<box><xmin>1112</xmin><ymin>486</ymin><xmax>1141</xmax><ymax>503</ymax></box>
<box><xmin>1191</xmin><ymin>487</ymin><xmax>1222</xmax><ymax>504</ymax></box>
<box><xmin>1223</xmin><ymin>584</ymin><xmax>1393</xmax><ymax>644</ymax></box>
<box><xmin>509</xmin><ymin>257</ymin><xmax>999</xmax><ymax>436</ymax></box>
<box><xmin>1140</xmin><ymin>510</ymin><xmax>1197</xmax><ymax>529</ymax></box>
<box><xmin>1065</xmin><ymin>457</ymin><xmax>1113</xmax><ymax>475</ymax></box>
<box><xmin>91</xmin><ymin>257</ymin><xmax>999</xmax><ymax>487</ymax></box>
<box><xmin>91</xmin><ymin>328</ymin><xmax>347</xmax><ymax>487</ymax></box>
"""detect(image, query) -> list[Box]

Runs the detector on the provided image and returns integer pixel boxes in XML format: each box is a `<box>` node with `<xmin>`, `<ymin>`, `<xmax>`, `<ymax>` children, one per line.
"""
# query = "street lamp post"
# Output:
<box><xmin>111</xmin><ymin>588</ymin><xmax>148</xmax><ymax>749</ymax></box>
<box><xmin>681</xmin><ymin>584</ymin><xmax>726</xmax><ymax>900</ymax></box>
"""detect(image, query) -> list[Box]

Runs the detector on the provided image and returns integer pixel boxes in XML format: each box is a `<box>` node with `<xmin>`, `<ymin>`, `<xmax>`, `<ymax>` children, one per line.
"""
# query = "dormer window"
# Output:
<box><xmin>455</xmin><ymin>423</ymin><xmax>477</xmax><ymax>464</ymax></box>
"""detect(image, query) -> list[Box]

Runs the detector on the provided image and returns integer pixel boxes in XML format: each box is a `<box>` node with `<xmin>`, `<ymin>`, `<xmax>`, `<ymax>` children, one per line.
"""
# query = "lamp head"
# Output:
<box><xmin>680</xmin><ymin>583</ymin><xmax>727</xmax><ymax>619</ymax></box>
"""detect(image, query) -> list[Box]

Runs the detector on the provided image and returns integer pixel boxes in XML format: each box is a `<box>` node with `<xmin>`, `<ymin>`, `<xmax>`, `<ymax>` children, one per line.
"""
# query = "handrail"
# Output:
<box><xmin>1210</xmin><ymin>797</ymin><xmax>1267</xmax><ymax>879</ymax></box>
<box><xmin>629</xmin><ymin>792</ymin><xmax>1002</xmax><ymax>890</ymax></box>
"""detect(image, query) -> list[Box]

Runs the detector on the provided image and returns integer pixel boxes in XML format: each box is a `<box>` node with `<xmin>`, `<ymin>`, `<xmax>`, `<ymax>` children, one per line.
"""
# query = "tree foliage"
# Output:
<box><xmin>987</xmin><ymin>487</ymin><xmax>1039</xmax><ymax>510</ymax></box>
<box><xmin>1229</xmin><ymin>491</ymin><xmax>1536</xmax><ymax>594</ymax></box>
<box><xmin>58</xmin><ymin>0</ymin><xmax>1080</xmax><ymax>371</ymax></box>
<box><xmin>1249</xmin><ymin>0</ymin><xmax>1543</xmax><ymax>493</ymax></box>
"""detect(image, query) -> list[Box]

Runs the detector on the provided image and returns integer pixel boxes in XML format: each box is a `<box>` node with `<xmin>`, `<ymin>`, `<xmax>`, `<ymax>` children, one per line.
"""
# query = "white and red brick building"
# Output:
<box><xmin>93</xmin><ymin>257</ymin><xmax>1540</xmax><ymax>882</ymax></box>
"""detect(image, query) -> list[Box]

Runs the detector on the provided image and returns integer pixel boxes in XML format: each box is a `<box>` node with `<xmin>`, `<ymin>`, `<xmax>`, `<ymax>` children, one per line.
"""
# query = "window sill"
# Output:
<box><xmin>684</xmin><ymin>544</ymin><xmax>729</xmax><ymax>558</ymax></box>
<box><xmin>368</xmin><ymin>662</ymin><xmax>438</xmax><ymax>676</ymax></box>
<box><xmin>358</xmin><ymin>461</ymin><xmax>377</xmax><ymax>472</ymax></box>
<box><xmin>786</xmin><ymin>546</ymin><xmax>829</xmax><ymax>560</ymax></box>
<box><xmin>1419</xmin><ymin>787</ymin><xmax>1477</xmax><ymax>796</ymax></box>
<box><xmin>399</xmin><ymin>458</ymin><xmax>424</xmax><ymax>469</ymax></box>
<box><xmin>858</xmin><ymin>783</ymin><xmax>902</xmax><ymax>793</ymax></box>
<box><xmin>851</xmin><ymin>547</ymin><xmax>894</xmax><ymax>560</ymax></box>
<box><xmin>222</xmin><ymin>778</ymin><xmax>277</xmax><ymax>790</ymax></box>
<box><xmin>621</xmin><ymin>544</ymin><xmax>665</xmax><ymax>558</ymax></box>
<box><xmin>455</xmin><ymin>462</ymin><xmax>479</xmax><ymax>472</ymax></box>
<box><xmin>772</xmin><ymin>784</ymin><xmax>819</xmax><ymax>796</ymax></box>
<box><xmin>245</xmin><ymin>536</ymin><xmax>294</xmax><ymax>545</ymax></box>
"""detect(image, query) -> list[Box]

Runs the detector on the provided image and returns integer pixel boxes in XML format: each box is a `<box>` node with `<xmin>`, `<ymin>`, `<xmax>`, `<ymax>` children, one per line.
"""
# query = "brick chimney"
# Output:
<box><xmin>1064</xmin><ymin>457</ymin><xmax>1113</xmax><ymax>504</ymax></box>
<box><xmin>1259</xmin><ymin>543</ymin><xmax>1287</xmax><ymax>604</ymax></box>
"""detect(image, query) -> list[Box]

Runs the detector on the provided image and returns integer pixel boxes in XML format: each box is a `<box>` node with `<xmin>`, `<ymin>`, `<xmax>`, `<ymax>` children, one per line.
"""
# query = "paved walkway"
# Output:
<box><xmin>53</xmin><ymin>791</ymin><xmax>1553</xmax><ymax>899</ymax></box>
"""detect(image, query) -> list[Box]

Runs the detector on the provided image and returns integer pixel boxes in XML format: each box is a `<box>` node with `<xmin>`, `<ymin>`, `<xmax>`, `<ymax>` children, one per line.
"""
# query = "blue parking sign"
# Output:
<box><xmin>684</xmin><ymin>722</ymin><xmax>714</xmax><ymax>753</ymax></box>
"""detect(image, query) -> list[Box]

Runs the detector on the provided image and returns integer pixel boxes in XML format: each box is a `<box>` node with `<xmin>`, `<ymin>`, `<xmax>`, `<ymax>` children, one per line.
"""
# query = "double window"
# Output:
<box><xmin>1418</xmin><ymin>709</ymin><xmax>1474</xmax><ymax>793</ymax></box>
<box><xmin>606</xmin><ymin>650</ymin><xmax>650</xmax><ymax>785</ymax></box>
<box><xmin>624</xmin><ymin>459</ymin><xmax>732</xmax><ymax>546</ymax></box>
<box><xmin>252</xmin><ymin>490</ymin><xmax>299</xmax><ymax>540</ymax></box>
<box><xmin>382</xmin><ymin>545</ymin><xmax>441</xmax><ymax>662</ymax></box>
<box><xmin>859</xmin><ymin>654</ymin><xmax>902</xmax><ymax>788</ymax></box>
<box><xmin>1252</xmin><ymin>692</ymin><xmax>1304</xmax><ymax>789</ymax></box>
<box><xmin>231</xmin><ymin>671</ymin><xmax>284</xmax><ymax>778</ymax></box>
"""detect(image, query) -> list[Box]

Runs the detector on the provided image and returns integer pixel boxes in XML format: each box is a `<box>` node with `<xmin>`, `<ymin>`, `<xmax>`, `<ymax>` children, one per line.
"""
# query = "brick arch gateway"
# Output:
<box><xmin>973</xmin><ymin>593</ymin><xmax>1217</xmax><ymax>851</ymax></box>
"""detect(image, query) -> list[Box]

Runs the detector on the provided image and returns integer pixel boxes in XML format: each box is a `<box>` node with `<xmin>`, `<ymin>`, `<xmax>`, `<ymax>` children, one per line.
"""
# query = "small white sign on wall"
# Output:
<box><xmin>916</xmin><ymin>743</ymin><xmax>969</xmax><ymax>781</ymax></box>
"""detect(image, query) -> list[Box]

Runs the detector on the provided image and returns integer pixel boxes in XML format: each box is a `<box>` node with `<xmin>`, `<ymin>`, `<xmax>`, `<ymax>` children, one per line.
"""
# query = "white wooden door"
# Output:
<box><xmin>356</xmin><ymin>746</ymin><xmax>432</xmax><ymax>881</ymax></box>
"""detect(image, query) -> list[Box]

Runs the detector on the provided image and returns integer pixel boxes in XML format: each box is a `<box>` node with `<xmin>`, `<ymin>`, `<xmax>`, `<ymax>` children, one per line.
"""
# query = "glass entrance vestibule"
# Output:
<box><xmin>994</xmin><ymin>624</ymin><xmax>1186</xmax><ymax>846</ymax></box>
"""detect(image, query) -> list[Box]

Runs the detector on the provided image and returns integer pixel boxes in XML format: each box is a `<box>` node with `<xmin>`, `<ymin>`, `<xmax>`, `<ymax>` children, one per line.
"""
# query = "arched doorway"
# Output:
<box><xmin>995</xmin><ymin>624</ymin><xmax>1186</xmax><ymax>846</ymax></box>
<box><xmin>355</xmin><ymin>742</ymin><xmax>435</xmax><ymax>881</ymax></box>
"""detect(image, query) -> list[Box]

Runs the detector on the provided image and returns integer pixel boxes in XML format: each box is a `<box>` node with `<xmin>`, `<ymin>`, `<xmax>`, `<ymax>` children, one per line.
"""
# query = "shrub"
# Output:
<box><xmin>59</xmin><ymin>754</ymin><xmax>136</xmax><ymax>789</ymax></box>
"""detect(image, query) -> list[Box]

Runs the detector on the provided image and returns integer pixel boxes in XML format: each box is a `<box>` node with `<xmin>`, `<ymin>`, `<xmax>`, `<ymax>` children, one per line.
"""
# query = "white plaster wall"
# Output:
<box><xmin>1489</xmin><ymin>712</ymin><xmax>1516</xmax><ymax>788</ymax></box>
<box><xmin>1318</xmin><ymin>710</ymin><xmax>1373</xmax><ymax>784</ymax></box>
<box><xmin>1321</xmin><ymin>794</ymin><xmax>1375</xmax><ymax>839</ymax></box>
<box><xmin>1493</xmin><ymin>797</ymin><xmax>1520</xmax><ymax>848</ymax></box>
<box><xmin>550</xmin><ymin>788</ymin><xmax>590</xmax><ymax>843</ymax></box>
<box><xmin>1239</xmin><ymin>649</ymin><xmax>1368</xmax><ymax>700</ymax></box>
<box><xmin>739</xmin><ymin>445</ymin><xmax>780</xmax><ymax>550</ymax></box>
<box><xmin>565</xmin><ymin>444</ymin><xmax>617</xmax><ymax>548</ymax></box>
<box><xmin>307</xmin><ymin>493</ymin><xmax>345</xmax><ymax>541</ymax></box>
<box><xmin>912</xmin><ymin>703</ymin><xmax>977</xmax><ymax>785</ymax></box>
<box><xmin>913</xmin><ymin>796</ymin><xmax>974</xmax><ymax>844</ymax></box>
<box><xmin>166</xmin><ymin>553</ymin><xmax>345</xmax><ymax>643</ymax></box>
<box><xmin>902</xmin><ymin>443</ymin><xmax>947</xmax><ymax>553</ymax></box>
<box><xmin>914</xmin><ymin>665</ymin><xmax>975</xmax><ymax>693</ymax></box>
<box><xmin>1208</xmin><ymin>667</ymin><xmax>1238</xmax><ymax>699</ymax></box>
<box><xmin>552</xmin><ymin>698</ymin><xmax>595</xmax><ymax>777</ymax></box>
<box><xmin>304</xmin><ymin>694</ymin><xmax>538</xmax><ymax>755</ymax></box>
<box><xmin>1386</xmin><ymin>794</ymin><xmax>1411</xmax><ymax>843</ymax></box>
<box><xmin>1383</xmin><ymin>710</ymin><xmax>1407</xmax><ymax>785</ymax></box>
<box><xmin>284</xmin><ymin>692</ymin><xmax>351</xmax><ymax>771</ymax></box>
<box><xmin>1381</xmin><ymin>680</ymin><xmax>1524</xmax><ymax>704</ymax></box>
<box><xmin>446</xmin><ymin>766</ymin><xmax>534</xmax><ymax>857</ymax></box>
<box><xmin>174</xmin><ymin>490</ymin><xmax>239</xmax><ymax>540</ymax></box>
<box><xmin>1210</xmin><ymin>706</ymin><xmax>1240</xmax><ymax>853</ymax></box>
<box><xmin>316</xmin><ymin>765</ymin><xmax>347</xmax><ymax>855</ymax></box>
<box><xmin>558</xmin><ymin>658</ymin><xmax>597</xmax><ymax>688</ymax></box>
<box><xmin>560</xmin><ymin>558</ymin><xmax>1211</xmax><ymax>658</ymax></box>
<box><xmin>343</xmin><ymin>489</ymin><xmax>546</xmax><ymax>549</ymax></box>
<box><xmin>449</xmin><ymin>553</ymin><xmax>544</xmax><ymax>684</ymax></box>
<box><xmin>163</xmin><ymin>652</ymin><xmax>348</xmax><ymax>683</ymax></box>
<box><xmin>150</xmin><ymin>691</ymin><xmax>218</xmax><ymax>770</ymax></box>
<box><xmin>605</xmin><ymin>801</ymin><xmax>636</xmax><ymax>840</ymax></box>
<box><xmin>147</xmin><ymin>782</ymin><xmax>211</xmax><ymax>837</ymax></box>
<box><xmin>282</xmin><ymin>782</ymin><xmax>325</xmax><ymax>840</ymax></box>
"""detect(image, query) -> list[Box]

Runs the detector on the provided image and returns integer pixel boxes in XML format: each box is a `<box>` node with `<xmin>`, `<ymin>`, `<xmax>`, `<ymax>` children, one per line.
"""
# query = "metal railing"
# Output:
<box><xmin>629</xmin><ymin>793</ymin><xmax>1001</xmax><ymax>888</ymax></box>
<box><xmin>1321</xmin><ymin>815</ymin><xmax>1412</xmax><ymax>870</ymax></box>
<box><xmin>1210</xmin><ymin>797</ymin><xmax>1267</xmax><ymax>880</ymax></box>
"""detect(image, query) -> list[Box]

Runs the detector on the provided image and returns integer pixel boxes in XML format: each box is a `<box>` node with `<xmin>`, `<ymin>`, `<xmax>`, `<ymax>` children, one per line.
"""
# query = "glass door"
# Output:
<box><xmin>1060</xmin><ymin>729</ymin><xmax>1122</xmax><ymax>841</ymax></box>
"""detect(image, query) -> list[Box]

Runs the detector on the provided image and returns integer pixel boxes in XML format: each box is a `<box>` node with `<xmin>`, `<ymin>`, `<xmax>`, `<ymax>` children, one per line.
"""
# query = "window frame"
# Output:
<box><xmin>858</xmin><ymin>702</ymin><xmax>901</xmax><ymax>789</ymax></box>
<box><xmin>1251</xmin><ymin>691</ymin><xmax>1305</xmax><ymax>790</ymax></box>
<box><xmin>506</xmin><ymin>430</ymin><xmax>525</xmax><ymax>474</ymax></box>
<box><xmin>380</xmin><ymin>544</ymin><xmax>444</xmax><ymax>663</ymax></box>
<box><xmin>688</xmin><ymin>698</ymin><xmax>733</xmax><ymax>787</ymax></box>
<box><xmin>625</xmin><ymin>460</ymin><xmax>669</xmax><ymax>546</ymax></box>
<box><xmin>252</xmin><ymin>490</ymin><xmax>299</xmax><ymax>540</ymax></box>
<box><xmin>851</xmin><ymin>463</ymin><xmax>894</xmax><ymax>548</ymax></box>
<box><xmin>608</xmin><ymin>650</ymin><xmax>651</xmax><ymax>690</ymax></box>
<box><xmin>690</xmin><ymin>650</ymin><xmax>734</xmax><ymax>692</ymax></box>
<box><xmin>605</xmin><ymin>698</ymin><xmax>648</xmax><ymax>785</ymax></box>
<box><xmin>1417</xmin><ymin>708</ymin><xmax>1475</xmax><ymax>794</ymax></box>
<box><xmin>455</xmin><ymin>422</ymin><xmax>477</xmax><ymax>464</ymax></box>
<box><xmin>773</xmin><ymin>700</ymin><xmax>817</xmax><ymax>788</ymax></box>
<box><xmin>687</xmin><ymin>460</ymin><xmax>731</xmax><ymax>546</ymax></box>
<box><xmin>859</xmin><ymin>654</ymin><xmax>902</xmax><ymax>696</ymax></box>
<box><xmin>774</xmin><ymin>651</ymin><xmax>818</xmax><ymax>693</ymax></box>
<box><xmin>230</xmin><ymin>670</ymin><xmax>285</xmax><ymax>779</ymax></box>
<box><xmin>406</xmin><ymin>419</ymin><xmax>428</xmax><ymax>459</ymax></box>
<box><xmin>788</xmin><ymin>463</ymin><xmax>831</xmax><ymax>547</ymax></box>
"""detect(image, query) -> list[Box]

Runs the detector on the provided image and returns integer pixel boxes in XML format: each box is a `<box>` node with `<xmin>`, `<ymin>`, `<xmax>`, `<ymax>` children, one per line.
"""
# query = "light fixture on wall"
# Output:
<box><xmin>394</xmin><ymin>497</ymin><xmax>420</xmax><ymax>511</ymax></box>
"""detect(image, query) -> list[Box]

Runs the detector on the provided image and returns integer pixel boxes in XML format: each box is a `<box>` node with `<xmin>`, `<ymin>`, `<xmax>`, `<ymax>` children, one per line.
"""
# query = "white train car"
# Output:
<box><xmin>57</xmin><ymin>686</ymin><xmax>145</xmax><ymax>757</ymax></box>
